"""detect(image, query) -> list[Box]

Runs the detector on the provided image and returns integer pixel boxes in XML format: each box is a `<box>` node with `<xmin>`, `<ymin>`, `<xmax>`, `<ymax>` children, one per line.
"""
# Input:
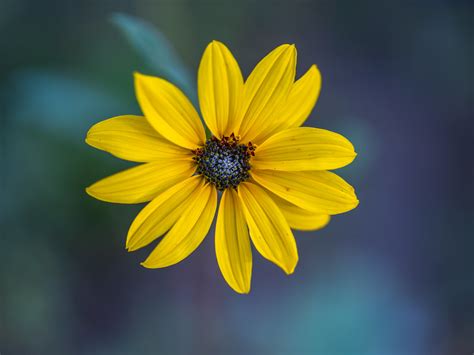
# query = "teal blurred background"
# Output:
<box><xmin>1</xmin><ymin>1</ymin><xmax>473</xmax><ymax>354</ymax></box>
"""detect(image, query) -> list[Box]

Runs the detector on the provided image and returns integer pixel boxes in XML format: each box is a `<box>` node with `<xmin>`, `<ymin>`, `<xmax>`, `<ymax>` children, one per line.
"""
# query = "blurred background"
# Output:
<box><xmin>1</xmin><ymin>0</ymin><xmax>472</xmax><ymax>354</ymax></box>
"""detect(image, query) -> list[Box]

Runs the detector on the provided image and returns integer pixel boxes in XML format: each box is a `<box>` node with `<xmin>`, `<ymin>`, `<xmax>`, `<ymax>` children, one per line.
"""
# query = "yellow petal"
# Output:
<box><xmin>142</xmin><ymin>183</ymin><xmax>217</xmax><ymax>268</ymax></box>
<box><xmin>126</xmin><ymin>176</ymin><xmax>204</xmax><ymax>251</ymax></box>
<box><xmin>86</xmin><ymin>159</ymin><xmax>196</xmax><ymax>204</ymax></box>
<box><xmin>215</xmin><ymin>188</ymin><xmax>252</xmax><ymax>294</ymax></box>
<box><xmin>252</xmin><ymin>127</ymin><xmax>356</xmax><ymax>171</ymax></box>
<box><xmin>85</xmin><ymin>115</ymin><xmax>190</xmax><ymax>162</ymax></box>
<box><xmin>134</xmin><ymin>72</ymin><xmax>205</xmax><ymax>149</ymax></box>
<box><xmin>237</xmin><ymin>44</ymin><xmax>296</xmax><ymax>144</ymax></box>
<box><xmin>267</xmin><ymin>190</ymin><xmax>330</xmax><ymax>231</ymax></box>
<box><xmin>238</xmin><ymin>182</ymin><xmax>298</xmax><ymax>274</ymax></box>
<box><xmin>251</xmin><ymin>169</ymin><xmax>359</xmax><ymax>215</ymax></box>
<box><xmin>198</xmin><ymin>41</ymin><xmax>244</xmax><ymax>138</ymax></box>
<box><xmin>262</xmin><ymin>65</ymin><xmax>322</xmax><ymax>141</ymax></box>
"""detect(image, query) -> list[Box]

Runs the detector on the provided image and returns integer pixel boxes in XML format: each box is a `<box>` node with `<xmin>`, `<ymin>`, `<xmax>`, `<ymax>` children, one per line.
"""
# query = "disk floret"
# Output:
<box><xmin>193</xmin><ymin>133</ymin><xmax>253</xmax><ymax>190</ymax></box>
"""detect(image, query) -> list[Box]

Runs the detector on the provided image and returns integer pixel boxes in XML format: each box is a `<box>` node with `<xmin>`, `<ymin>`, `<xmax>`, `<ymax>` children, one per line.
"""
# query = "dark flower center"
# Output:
<box><xmin>193</xmin><ymin>134</ymin><xmax>254</xmax><ymax>191</ymax></box>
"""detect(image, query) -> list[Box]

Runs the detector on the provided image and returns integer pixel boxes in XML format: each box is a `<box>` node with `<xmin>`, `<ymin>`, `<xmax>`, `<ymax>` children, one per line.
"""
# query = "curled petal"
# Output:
<box><xmin>215</xmin><ymin>188</ymin><xmax>252</xmax><ymax>294</ymax></box>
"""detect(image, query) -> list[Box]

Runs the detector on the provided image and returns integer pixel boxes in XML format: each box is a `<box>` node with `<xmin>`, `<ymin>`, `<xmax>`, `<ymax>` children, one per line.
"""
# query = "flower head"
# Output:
<box><xmin>86</xmin><ymin>41</ymin><xmax>358</xmax><ymax>293</ymax></box>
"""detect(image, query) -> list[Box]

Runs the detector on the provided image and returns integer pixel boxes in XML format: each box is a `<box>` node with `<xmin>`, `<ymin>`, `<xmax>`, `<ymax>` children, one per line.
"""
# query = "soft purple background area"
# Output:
<box><xmin>1</xmin><ymin>1</ymin><xmax>472</xmax><ymax>354</ymax></box>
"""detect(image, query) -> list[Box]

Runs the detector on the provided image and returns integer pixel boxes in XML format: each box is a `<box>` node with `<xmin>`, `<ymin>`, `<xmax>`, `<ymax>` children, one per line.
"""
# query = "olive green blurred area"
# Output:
<box><xmin>1</xmin><ymin>1</ymin><xmax>473</xmax><ymax>354</ymax></box>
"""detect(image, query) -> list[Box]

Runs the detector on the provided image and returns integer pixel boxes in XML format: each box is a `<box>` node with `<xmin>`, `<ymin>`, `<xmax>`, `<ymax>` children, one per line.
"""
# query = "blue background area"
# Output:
<box><xmin>1</xmin><ymin>1</ymin><xmax>472</xmax><ymax>354</ymax></box>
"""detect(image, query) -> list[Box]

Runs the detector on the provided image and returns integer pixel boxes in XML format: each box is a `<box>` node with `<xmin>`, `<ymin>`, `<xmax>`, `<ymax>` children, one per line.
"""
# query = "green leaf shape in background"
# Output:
<box><xmin>110</xmin><ymin>13</ymin><xmax>197</xmax><ymax>105</ymax></box>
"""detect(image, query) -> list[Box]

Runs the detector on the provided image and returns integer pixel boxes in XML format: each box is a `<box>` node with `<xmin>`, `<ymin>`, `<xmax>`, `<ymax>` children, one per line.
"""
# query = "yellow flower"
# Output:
<box><xmin>86</xmin><ymin>41</ymin><xmax>358</xmax><ymax>293</ymax></box>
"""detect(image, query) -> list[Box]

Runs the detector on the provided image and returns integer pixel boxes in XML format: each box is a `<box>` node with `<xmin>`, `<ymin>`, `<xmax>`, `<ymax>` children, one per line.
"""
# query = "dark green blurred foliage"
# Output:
<box><xmin>111</xmin><ymin>13</ymin><xmax>196</xmax><ymax>103</ymax></box>
<box><xmin>1</xmin><ymin>1</ymin><xmax>472</xmax><ymax>354</ymax></box>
